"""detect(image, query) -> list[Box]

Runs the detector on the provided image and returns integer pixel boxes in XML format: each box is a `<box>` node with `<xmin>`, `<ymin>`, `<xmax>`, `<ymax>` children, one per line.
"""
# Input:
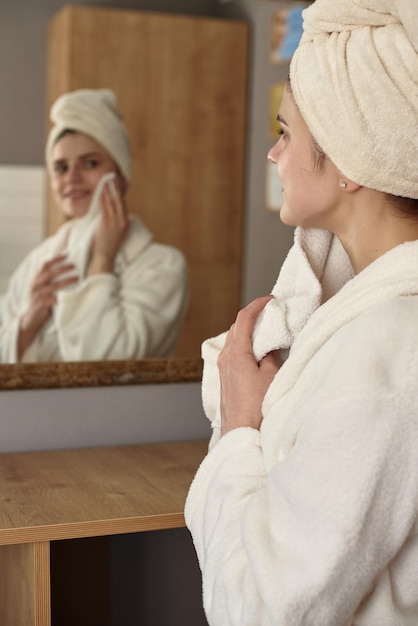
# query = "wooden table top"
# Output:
<box><xmin>0</xmin><ymin>439</ymin><xmax>209</xmax><ymax>546</ymax></box>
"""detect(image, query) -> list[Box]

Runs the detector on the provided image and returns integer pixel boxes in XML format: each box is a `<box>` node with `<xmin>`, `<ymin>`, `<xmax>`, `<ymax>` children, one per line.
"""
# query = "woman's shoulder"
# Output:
<box><xmin>349</xmin><ymin>294</ymin><xmax>418</xmax><ymax>340</ymax></box>
<box><xmin>125</xmin><ymin>214</ymin><xmax>187</xmax><ymax>270</ymax></box>
<box><xmin>324</xmin><ymin>295</ymin><xmax>418</xmax><ymax>393</ymax></box>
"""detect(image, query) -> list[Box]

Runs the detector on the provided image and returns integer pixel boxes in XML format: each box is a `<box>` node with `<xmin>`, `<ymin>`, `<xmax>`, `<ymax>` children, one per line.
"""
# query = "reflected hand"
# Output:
<box><xmin>88</xmin><ymin>176</ymin><xmax>129</xmax><ymax>275</ymax></box>
<box><xmin>218</xmin><ymin>296</ymin><xmax>282</xmax><ymax>436</ymax></box>
<box><xmin>18</xmin><ymin>255</ymin><xmax>79</xmax><ymax>358</ymax></box>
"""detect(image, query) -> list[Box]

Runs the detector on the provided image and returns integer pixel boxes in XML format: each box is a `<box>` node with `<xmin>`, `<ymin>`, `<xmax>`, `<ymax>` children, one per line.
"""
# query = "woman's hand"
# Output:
<box><xmin>88</xmin><ymin>176</ymin><xmax>129</xmax><ymax>276</ymax></box>
<box><xmin>18</xmin><ymin>255</ymin><xmax>79</xmax><ymax>359</ymax></box>
<box><xmin>218</xmin><ymin>296</ymin><xmax>283</xmax><ymax>436</ymax></box>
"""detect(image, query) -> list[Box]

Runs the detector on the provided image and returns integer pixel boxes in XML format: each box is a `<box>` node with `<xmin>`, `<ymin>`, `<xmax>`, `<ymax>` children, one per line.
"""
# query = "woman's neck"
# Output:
<box><xmin>335</xmin><ymin>189</ymin><xmax>418</xmax><ymax>274</ymax></box>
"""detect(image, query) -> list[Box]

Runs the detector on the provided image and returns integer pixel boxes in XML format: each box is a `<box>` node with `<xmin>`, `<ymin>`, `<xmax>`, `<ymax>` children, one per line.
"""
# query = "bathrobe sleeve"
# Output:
<box><xmin>185</xmin><ymin>300</ymin><xmax>418</xmax><ymax>626</ymax></box>
<box><xmin>55</xmin><ymin>242</ymin><xmax>188</xmax><ymax>360</ymax></box>
<box><xmin>0</xmin><ymin>296</ymin><xmax>23</xmax><ymax>363</ymax></box>
<box><xmin>0</xmin><ymin>245</ymin><xmax>46</xmax><ymax>363</ymax></box>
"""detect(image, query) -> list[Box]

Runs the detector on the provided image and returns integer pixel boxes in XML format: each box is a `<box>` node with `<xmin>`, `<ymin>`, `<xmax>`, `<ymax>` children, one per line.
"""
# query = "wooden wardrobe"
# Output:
<box><xmin>47</xmin><ymin>5</ymin><xmax>249</xmax><ymax>357</ymax></box>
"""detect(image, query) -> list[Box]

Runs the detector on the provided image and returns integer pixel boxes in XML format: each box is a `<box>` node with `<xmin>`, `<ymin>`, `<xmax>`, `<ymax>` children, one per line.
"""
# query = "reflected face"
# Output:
<box><xmin>50</xmin><ymin>132</ymin><xmax>118</xmax><ymax>218</ymax></box>
<box><xmin>271</xmin><ymin>10</ymin><xmax>288</xmax><ymax>49</ymax></box>
<box><xmin>267</xmin><ymin>87</ymin><xmax>340</xmax><ymax>230</ymax></box>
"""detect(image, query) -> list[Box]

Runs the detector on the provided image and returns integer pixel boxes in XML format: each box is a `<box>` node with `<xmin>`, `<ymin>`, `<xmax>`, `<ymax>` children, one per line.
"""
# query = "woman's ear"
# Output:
<box><xmin>337</xmin><ymin>170</ymin><xmax>361</xmax><ymax>193</ymax></box>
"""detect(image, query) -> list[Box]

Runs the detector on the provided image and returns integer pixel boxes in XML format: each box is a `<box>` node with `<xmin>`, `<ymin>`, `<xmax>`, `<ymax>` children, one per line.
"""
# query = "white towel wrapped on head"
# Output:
<box><xmin>46</xmin><ymin>89</ymin><xmax>131</xmax><ymax>182</ymax></box>
<box><xmin>290</xmin><ymin>0</ymin><xmax>418</xmax><ymax>199</ymax></box>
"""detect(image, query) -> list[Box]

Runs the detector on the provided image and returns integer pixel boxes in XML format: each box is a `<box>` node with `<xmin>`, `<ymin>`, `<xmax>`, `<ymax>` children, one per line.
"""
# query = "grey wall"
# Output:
<box><xmin>0</xmin><ymin>381</ymin><xmax>210</xmax><ymax>454</ymax></box>
<box><xmin>217</xmin><ymin>0</ymin><xmax>296</xmax><ymax>302</ymax></box>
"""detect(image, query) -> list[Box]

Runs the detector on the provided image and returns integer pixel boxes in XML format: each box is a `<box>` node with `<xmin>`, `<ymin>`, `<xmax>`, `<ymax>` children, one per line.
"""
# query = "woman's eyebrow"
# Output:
<box><xmin>79</xmin><ymin>151</ymin><xmax>102</xmax><ymax>159</ymax></box>
<box><xmin>53</xmin><ymin>151</ymin><xmax>102</xmax><ymax>164</ymax></box>
<box><xmin>277</xmin><ymin>114</ymin><xmax>288</xmax><ymax>126</ymax></box>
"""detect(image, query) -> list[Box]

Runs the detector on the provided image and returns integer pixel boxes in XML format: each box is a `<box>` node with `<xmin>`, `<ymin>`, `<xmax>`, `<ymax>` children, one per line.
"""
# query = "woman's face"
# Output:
<box><xmin>267</xmin><ymin>88</ymin><xmax>341</xmax><ymax>231</ymax></box>
<box><xmin>50</xmin><ymin>132</ymin><xmax>119</xmax><ymax>218</ymax></box>
<box><xmin>271</xmin><ymin>10</ymin><xmax>287</xmax><ymax>49</ymax></box>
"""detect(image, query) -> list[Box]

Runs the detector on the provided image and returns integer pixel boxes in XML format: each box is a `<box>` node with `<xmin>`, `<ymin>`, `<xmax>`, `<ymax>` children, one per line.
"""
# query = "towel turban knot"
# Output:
<box><xmin>46</xmin><ymin>88</ymin><xmax>131</xmax><ymax>182</ymax></box>
<box><xmin>290</xmin><ymin>0</ymin><xmax>418</xmax><ymax>198</ymax></box>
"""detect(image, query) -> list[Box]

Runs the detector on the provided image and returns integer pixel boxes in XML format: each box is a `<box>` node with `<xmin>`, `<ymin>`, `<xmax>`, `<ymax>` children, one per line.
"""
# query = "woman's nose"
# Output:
<box><xmin>267</xmin><ymin>142</ymin><xmax>279</xmax><ymax>164</ymax></box>
<box><xmin>67</xmin><ymin>165</ymin><xmax>82</xmax><ymax>183</ymax></box>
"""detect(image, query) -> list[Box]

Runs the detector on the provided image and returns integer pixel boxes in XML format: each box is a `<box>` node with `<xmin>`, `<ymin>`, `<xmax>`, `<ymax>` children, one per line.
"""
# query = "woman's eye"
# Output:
<box><xmin>84</xmin><ymin>159</ymin><xmax>99</xmax><ymax>169</ymax></box>
<box><xmin>277</xmin><ymin>127</ymin><xmax>289</xmax><ymax>141</ymax></box>
<box><xmin>53</xmin><ymin>164</ymin><xmax>67</xmax><ymax>174</ymax></box>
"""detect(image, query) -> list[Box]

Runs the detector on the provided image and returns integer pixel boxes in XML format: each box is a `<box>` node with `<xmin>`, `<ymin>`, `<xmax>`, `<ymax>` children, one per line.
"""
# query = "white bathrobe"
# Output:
<box><xmin>185</xmin><ymin>229</ymin><xmax>418</xmax><ymax>626</ymax></box>
<box><xmin>0</xmin><ymin>214</ymin><xmax>188</xmax><ymax>363</ymax></box>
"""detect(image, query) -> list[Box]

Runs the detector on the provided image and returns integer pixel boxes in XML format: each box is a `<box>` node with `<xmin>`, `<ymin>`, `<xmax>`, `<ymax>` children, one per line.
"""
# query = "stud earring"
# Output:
<box><xmin>339</xmin><ymin>182</ymin><xmax>347</xmax><ymax>189</ymax></box>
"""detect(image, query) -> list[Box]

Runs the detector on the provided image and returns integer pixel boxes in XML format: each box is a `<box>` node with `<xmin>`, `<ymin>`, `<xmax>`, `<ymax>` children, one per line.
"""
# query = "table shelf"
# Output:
<box><xmin>0</xmin><ymin>439</ymin><xmax>208</xmax><ymax>625</ymax></box>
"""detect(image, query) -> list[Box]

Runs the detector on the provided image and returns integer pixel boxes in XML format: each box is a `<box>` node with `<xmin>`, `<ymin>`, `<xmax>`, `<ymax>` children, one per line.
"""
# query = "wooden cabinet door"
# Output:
<box><xmin>47</xmin><ymin>6</ymin><xmax>249</xmax><ymax>357</ymax></box>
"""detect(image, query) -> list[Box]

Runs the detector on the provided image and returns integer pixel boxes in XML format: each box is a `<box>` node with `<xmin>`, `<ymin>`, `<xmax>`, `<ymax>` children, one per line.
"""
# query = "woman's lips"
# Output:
<box><xmin>66</xmin><ymin>190</ymin><xmax>90</xmax><ymax>200</ymax></box>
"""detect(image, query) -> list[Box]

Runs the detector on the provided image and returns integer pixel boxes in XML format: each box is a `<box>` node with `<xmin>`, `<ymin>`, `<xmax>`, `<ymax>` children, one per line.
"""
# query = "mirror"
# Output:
<box><xmin>45</xmin><ymin>6</ymin><xmax>248</xmax><ymax>362</ymax></box>
<box><xmin>0</xmin><ymin>5</ymin><xmax>249</xmax><ymax>385</ymax></box>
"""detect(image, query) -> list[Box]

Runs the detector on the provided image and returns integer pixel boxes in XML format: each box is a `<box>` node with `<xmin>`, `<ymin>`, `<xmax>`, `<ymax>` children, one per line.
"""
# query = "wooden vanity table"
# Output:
<box><xmin>0</xmin><ymin>438</ymin><xmax>208</xmax><ymax>625</ymax></box>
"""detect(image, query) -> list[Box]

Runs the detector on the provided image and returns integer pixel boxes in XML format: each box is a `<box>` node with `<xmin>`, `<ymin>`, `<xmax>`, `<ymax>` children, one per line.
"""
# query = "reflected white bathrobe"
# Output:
<box><xmin>185</xmin><ymin>228</ymin><xmax>418</xmax><ymax>626</ymax></box>
<box><xmin>0</xmin><ymin>214</ymin><xmax>188</xmax><ymax>363</ymax></box>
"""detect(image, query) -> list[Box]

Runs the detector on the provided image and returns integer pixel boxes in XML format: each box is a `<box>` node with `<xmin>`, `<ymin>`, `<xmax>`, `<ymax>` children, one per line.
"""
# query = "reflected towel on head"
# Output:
<box><xmin>290</xmin><ymin>0</ymin><xmax>418</xmax><ymax>198</ymax></box>
<box><xmin>46</xmin><ymin>88</ymin><xmax>131</xmax><ymax>182</ymax></box>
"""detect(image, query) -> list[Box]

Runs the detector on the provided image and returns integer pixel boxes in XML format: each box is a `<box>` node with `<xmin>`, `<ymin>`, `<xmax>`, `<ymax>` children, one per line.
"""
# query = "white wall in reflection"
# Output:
<box><xmin>0</xmin><ymin>165</ymin><xmax>46</xmax><ymax>294</ymax></box>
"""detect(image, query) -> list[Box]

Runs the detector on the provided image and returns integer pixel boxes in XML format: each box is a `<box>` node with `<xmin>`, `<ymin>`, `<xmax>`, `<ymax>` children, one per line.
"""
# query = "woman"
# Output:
<box><xmin>0</xmin><ymin>88</ymin><xmax>188</xmax><ymax>362</ymax></box>
<box><xmin>270</xmin><ymin>9</ymin><xmax>288</xmax><ymax>64</ymax></box>
<box><xmin>185</xmin><ymin>1</ymin><xmax>418</xmax><ymax>624</ymax></box>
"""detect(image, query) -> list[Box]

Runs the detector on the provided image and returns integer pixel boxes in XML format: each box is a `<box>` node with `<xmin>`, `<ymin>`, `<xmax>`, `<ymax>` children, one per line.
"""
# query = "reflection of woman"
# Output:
<box><xmin>271</xmin><ymin>6</ymin><xmax>305</xmax><ymax>65</ymax></box>
<box><xmin>270</xmin><ymin>9</ymin><xmax>288</xmax><ymax>64</ymax></box>
<box><xmin>186</xmin><ymin>0</ymin><xmax>418</xmax><ymax>624</ymax></box>
<box><xmin>0</xmin><ymin>89</ymin><xmax>188</xmax><ymax>363</ymax></box>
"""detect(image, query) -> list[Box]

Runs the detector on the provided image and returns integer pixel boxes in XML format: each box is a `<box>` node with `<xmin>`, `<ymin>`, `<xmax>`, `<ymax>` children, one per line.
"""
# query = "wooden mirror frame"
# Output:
<box><xmin>0</xmin><ymin>358</ymin><xmax>203</xmax><ymax>391</ymax></box>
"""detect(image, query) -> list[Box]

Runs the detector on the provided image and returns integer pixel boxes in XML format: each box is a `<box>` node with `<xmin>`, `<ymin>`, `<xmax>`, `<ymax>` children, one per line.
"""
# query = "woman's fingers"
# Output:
<box><xmin>34</xmin><ymin>258</ymin><xmax>78</xmax><ymax>289</ymax></box>
<box><xmin>101</xmin><ymin>181</ymin><xmax>117</xmax><ymax>220</ymax></box>
<box><xmin>49</xmin><ymin>275</ymin><xmax>79</xmax><ymax>293</ymax></box>
<box><xmin>259</xmin><ymin>350</ymin><xmax>282</xmax><ymax>376</ymax></box>
<box><xmin>89</xmin><ymin>178</ymin><xmax>129</xmax><ymax>271</ymax></box>
<box><xmin>219</xmin><ymin>295</ymin><xmax>274</xmax><ymax>371</ymax></box>
<box><xmin>101</xmin><ymin>179</ymin><xmax>127</xmax><ymax>225</ymax></box>
<box><xmin>38</xmin><ymin>254</ymin><xmax>73</xmax><ymax>273</ymax></box>
<box><xmin>39</xmin><ymin>254</ymin><xmax>69</xmax><ymax>275</ymax></box>
<box><xmin>225</xmin><ymin>295</ymin><xmax>273</xmax><ymax>348</ymax></box>
<box><xmin>235</xmin><ymin>295</ymin><xmax>273</xmax><ymax>332</ymax></box>
<box><xmin>20</xmin><ymin>255</ymin><xmax>80</xmax><ymax>344</ymax></box>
